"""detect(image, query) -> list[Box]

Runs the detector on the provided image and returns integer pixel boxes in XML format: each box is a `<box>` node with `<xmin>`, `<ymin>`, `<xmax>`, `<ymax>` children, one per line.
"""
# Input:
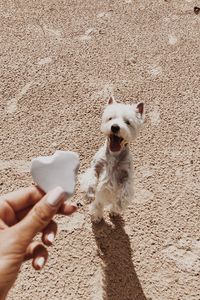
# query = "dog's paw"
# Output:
<box><xmin>89</xmin><ymin>203</ymin><xmax>103</xmax><ymax>223</ymax></box>
<box><xmin>91</xmin><ymin>215</ymin><xmax>103</xmax><ymax>223</ymax></box>
<box><xmin>109</xmin><ymin>211</ymin><xmax>121</xmax><ymax>218</ymax></box>
<box><xmin>109</xmin><ymin>204</ymin><xmax>122</xmax><ymax>217</ymax></box>
<box><xmin>87</xmin><ymin>187</ymin><xmax>95</xmax><ymax>198</ymax></box>
<box><xmin>90</xmin><ymin>210</ymin><xmax>103</xmax><ymax>223</ymax></box>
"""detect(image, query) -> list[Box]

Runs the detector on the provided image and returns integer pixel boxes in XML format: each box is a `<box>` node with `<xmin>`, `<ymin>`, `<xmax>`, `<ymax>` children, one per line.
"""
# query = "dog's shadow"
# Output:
<box><xmin>92</xmin><ymin>216</ymin><xmax>147</xmax><ymax>300</ymax></box>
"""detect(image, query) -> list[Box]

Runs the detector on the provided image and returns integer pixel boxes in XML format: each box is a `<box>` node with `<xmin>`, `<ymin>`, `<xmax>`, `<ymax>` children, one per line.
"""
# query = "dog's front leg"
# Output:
<box><xmin>80</xmin><ymin>158</ymin><xmax>105</xmax><ymax>202</ymax></box>
<box><xmin>90</xmin><ymin>191</ymin><xmax>104</xmax><ymax>222</ymax></box>
<box><xmin>79</xmin><ymin>167</ymin><xmax>98</xmax><ymax>203</ymax></box>
<box><xmin>86</xmin><ymin>166</ymin><xmax>98</xmax><ymax>200</ymax></box>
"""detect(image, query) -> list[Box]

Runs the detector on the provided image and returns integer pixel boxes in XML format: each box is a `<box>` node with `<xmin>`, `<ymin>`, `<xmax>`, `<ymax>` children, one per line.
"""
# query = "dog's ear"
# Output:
<box><xmin>135</xmin><ymin>102</ymin><xmax>144</xmax><ymax>117</ymax></box>
<box><xmin>108</xmin><ymin>96</ymin><xmax>116</xmax><ymax>105</ymax></box>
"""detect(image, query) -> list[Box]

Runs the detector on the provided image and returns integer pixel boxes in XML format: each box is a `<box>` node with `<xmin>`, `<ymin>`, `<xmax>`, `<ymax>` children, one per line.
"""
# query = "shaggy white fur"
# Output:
<box><xmin>80</xmin><ymin>97</ymin><xmax>145</xmax><ymax>222</ymax></box>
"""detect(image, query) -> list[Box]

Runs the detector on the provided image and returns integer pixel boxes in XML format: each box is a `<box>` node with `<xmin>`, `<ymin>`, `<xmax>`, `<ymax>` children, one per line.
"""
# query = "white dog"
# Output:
<box><xmin>80</xmin><ymin>97</ymin><xmax>144</xmax><ymax>222</ymax></box>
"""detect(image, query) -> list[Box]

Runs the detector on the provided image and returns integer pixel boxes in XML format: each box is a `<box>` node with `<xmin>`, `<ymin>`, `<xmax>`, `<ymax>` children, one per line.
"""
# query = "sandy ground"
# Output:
<box><xmin>0</xmin><ymin>0</ymin><xmax>200</xmax><ymax>299</ymax></box>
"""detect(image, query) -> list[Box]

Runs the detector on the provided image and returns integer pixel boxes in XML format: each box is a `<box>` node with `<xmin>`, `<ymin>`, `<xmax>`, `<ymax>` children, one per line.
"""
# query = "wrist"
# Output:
<box><xmin>0</xmin><ymin>287</ymin><xmax>9</xmax><ymax>300</ymax></box>
<box><xmin>0</xmin><ymin>261</ymin><xmax>18</xmax><ymax>300</ymax></box>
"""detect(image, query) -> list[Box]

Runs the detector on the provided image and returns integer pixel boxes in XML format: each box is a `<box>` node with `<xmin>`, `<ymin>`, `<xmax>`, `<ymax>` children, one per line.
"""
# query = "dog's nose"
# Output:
<box><xmin>111</xmin><ymin>124</ymin><xmax>120</xmax><ymax>133</ymax></box>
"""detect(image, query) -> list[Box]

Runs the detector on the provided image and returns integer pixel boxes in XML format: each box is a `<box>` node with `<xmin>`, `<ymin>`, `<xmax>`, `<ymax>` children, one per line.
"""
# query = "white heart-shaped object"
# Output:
<box><xmin>30</xmin><ymin>151</ymin><xmax>80</xmax><ymax>197</ymax></box>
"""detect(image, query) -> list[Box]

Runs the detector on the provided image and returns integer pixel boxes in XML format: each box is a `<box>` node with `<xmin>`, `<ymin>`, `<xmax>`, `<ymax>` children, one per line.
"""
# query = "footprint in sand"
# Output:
<box><xmin>0</xmin><ymin>159</ymin><xmax>30</xmax><ymax>173</ymax></box>
<box><xmin>163</xmin><ymin>238</ymin><xmax>200</xmax><ymax>274</ymax></box>
<box><xmin>168</xmin><ymin>34</ymin><xmax>178</xmax><ymax>45</ymax></box>
<box><xmin>148</xmin><ymin>65</ymin><xmax>162</xmax><ymax>78</ymax></box>
<box><xmin>37</xmin><ymin>57</ymin><xmax>52</xmax><ymax>65</ymax></box>
<box><xmin>79</xmin><ymin>28</ymin><xmax>96</xmax><ymax>41</ymax></box>
<box><xmin>43</xmin><ymin>25</ymin><xmax>62</xmax><ymax>40</ymax></box>
<box><xmin>149</xmin><ymin>106</ymin><xmax>161</xmax><ymax>126</ymax></box>
<box><xmin>152</xmin><ymin>268</ymin><xmax>178</xmax><ymax>291</ymax></box>
<box><xmin>97</xmin><ymin>11</ymin><xmax>112</xmax><ymax>19</ymax></box>
<box><xmin>6</xmin><ymin>81</ymin><xmax>34</xmax><ymax>114</ymax></box>
<box><xmin>133</xmin><ymin>187</ymin><xmax>154</xmax><ymax>204</ymax></box>
<box><xmin>137</xmin><ymin>166</ymin><xmax>154</xmax><ymax>178</ymax></box>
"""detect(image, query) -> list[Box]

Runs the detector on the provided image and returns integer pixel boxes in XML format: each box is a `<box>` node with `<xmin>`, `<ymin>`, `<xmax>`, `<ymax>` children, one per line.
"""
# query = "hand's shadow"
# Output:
<box><xmin>92</xmin><ymin>216</ymin><xmax>147</xmax><ymax>300</ymax></box>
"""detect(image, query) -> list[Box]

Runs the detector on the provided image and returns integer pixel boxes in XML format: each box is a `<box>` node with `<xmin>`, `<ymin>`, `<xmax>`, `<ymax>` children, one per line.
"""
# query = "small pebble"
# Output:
<box><xmin>99</xmin><ymin>30</ymin><xmax>106</xmax><ymax>34</ymax></box>
<box><xmin>194</xmin><ymin>6</ymin><xmax>200</xmax><ymax>15</ymax></box>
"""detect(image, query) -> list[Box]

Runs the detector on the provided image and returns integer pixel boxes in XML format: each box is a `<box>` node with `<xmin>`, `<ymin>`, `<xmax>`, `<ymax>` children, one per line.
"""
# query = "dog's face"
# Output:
<box><xmin>101</xmin><ymin>97</ymin><xmax>145</xmax><ymax>153</ymax></box>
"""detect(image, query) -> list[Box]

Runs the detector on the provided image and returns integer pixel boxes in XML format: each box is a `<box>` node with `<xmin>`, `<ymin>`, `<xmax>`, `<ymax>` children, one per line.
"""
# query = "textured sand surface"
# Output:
<box><xmin>0</xmin><ymin>0</ymin><xmax>200</xmax><ymax>299</ymax></box>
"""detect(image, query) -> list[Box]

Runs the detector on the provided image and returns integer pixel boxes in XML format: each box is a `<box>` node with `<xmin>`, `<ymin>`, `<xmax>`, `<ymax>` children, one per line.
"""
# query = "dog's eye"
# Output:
<box><xmin>108</xmin><ymin>117</ymin><xmax>112</xmax><ymax>121</ymax></box>
<box><xmin>125</xmin><ymin>120</ymin><xmax>131</xmax><ymax>125</ymax></box>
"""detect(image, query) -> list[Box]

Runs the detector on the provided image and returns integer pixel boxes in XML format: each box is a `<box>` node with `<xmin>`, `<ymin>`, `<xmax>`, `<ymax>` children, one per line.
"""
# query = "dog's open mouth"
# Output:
<box><xmin>109</xmin><ymin>134</ymin><xmax>124</xmax><ymax>152</ymax></box>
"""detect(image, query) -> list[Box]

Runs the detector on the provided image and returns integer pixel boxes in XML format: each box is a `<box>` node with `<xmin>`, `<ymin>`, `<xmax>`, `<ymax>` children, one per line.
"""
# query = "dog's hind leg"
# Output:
<box><xmin>109</xmin><ymin>203</ymin><xmax>122</xmax><ymax>217</ymax></box>
<box><xmin>117</xmin><ymin>180</ymin><xmax>134</xmax><ymax>210</ymax></box>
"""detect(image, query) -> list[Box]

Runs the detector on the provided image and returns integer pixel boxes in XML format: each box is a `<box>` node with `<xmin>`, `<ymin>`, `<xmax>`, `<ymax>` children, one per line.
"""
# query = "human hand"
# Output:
<box><xmin>0</xmin><ymin>186</ymin><xmax>77</xmax><ymax>300</ymax></box>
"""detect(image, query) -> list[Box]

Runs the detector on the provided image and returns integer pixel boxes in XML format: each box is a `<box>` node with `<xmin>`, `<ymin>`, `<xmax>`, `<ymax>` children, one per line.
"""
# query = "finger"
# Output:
<box><xmin>0</xmin><ymin>186</ymin><xmax>44</xmax><ymax>212</ymax></box>
<box><xmin>25</xmin><ymin>241</ymin><xmax>48</xmax><ymax>270</ymax></box>
<box><xmin>16</xmin><ymin>207</ymin><xmax>33</xmax><ymax>222</ymax></box>
<box><xmin>14</xmin><ymin>187</ymin><xmax>66</xmax><ymax>245</ymax></box>
<box><xmin>0</xmin><ymin>219</ymin><xmax>8</xmax><ymax>230</ymax></box>
<box><xmin>58</xmin><ymin>203</ymin><xmax>77</xmax><ymax>215</ymax></box>
<box><xmin>16</xmin><ymin>202</ymin><xmax>77</xmax><ymax>222</ymax></box>
<box><xmin>42</xmin><ymin>220</ymin><xmax>57</xmax><ymax>246</ymax></box>
<box><xmin>24</xmin><ymin>241</ymin><xmax>44</xmax><ymax>260</ymax></box>
<box><xmin>17</xmin><ymin>210</ymin><xmax>58</xmax><ymax>243</ymax></box>
<box><xmin>33</xmin><ymin>245</ymin><xmax>48</xmax><ymax>271</ymax></box>
<box><xmin>0</xmin><ymin>200</ymin><xmax>17</xmax><ymax>226</ymax></box>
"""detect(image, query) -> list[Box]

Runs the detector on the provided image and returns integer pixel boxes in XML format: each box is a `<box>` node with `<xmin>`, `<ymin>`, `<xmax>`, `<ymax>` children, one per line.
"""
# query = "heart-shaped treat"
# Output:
<box><xmin>30</xmin><ymin>150</ymin><xmax>80</xmax><ymax>197</ymax></box>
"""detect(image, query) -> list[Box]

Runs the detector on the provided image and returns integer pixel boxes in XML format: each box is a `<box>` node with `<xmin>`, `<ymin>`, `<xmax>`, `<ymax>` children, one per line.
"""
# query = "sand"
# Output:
<box><xmin>0</xmin><ymin>0</ymin><xmax>200</xmax><ymax>299</ymax></box>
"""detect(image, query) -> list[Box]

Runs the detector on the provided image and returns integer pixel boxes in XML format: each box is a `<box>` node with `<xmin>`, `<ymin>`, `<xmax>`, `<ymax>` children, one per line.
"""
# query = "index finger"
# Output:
<box><xmin>0</xmin><ymin>186</ymin><xmax>45</xmax><ymax>212</ymax></box>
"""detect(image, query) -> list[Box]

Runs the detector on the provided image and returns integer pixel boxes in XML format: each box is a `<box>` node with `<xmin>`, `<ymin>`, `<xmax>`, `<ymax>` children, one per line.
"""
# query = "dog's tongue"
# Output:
<box><xmin>110</xmin><ymin>135</ymin><xmax>122</xmax><ymax>152</ymax></box>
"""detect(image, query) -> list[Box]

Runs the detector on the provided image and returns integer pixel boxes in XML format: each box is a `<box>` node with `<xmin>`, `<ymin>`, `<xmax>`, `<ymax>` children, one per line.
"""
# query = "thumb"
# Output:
<box><xmin>14</xmin><ymin>187</ymin><xmax>66</xmax><ymax>245</ymax></box>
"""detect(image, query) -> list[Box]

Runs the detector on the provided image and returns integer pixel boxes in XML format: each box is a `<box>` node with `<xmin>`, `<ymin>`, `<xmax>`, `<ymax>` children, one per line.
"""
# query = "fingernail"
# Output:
<box><xmin>36</xmin><ymin>257</ymin><xmax>45</xmax><ymax>269</ymax></box>
<box><xmin>71</xmin><ymin>205</ymin><xmax>78</xmax><ymax>213</ymax></box>
<box><xmin>47</xmin><ymin>232</ymin><xmax>55</xmax><ymax>243</ymax></box>
<box><xmin>72</xmin><ymin>204</ymin><xmax>78</xmax><ymax>209</ymax></box>
<box><xmin>46</xmin><ymin>187</ymin><xmax>66</xmax><ymax>206</ymax></box>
